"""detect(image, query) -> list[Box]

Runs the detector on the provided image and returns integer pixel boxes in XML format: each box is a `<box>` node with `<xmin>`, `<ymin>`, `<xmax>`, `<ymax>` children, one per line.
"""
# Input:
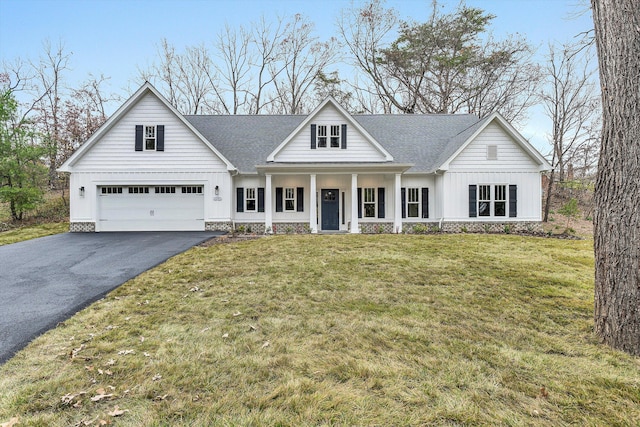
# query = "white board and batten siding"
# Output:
<box><xmin>443</xmin><ymin>121</ymin><xmax>544</xmax><ymax>221</ymax></box>
<box><xmin>274</xmin><ymin>104</ymin><xmax>387</xmax><ymax>163</ymax></box>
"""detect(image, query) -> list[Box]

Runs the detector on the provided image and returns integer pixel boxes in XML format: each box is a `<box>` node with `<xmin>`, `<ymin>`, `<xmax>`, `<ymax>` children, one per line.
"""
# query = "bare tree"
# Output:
<box><xmin>541</xmin><ymin>41</ymin><xmax>599</xmax><ymax>222</ymax></box>
<box><xmin>591</xmin><ymin>0</ymin><xmax>640</xmax><ymax>355</ymax></box>
<box><xmin>212</xmin><ymin>25</ymin><xmax>252</xmax><ymax>114</ymax></box>
<box><xmin>269</xmin><ymin>14</ymin><xmax>340</xmax><ymax>114</ymax></box>
<box><xmin>32</xmin><ymin>40</ymin><xmax>71</xmax><ymax>188</ymax></box>
<box><xmin>338</xmin><ymin>0</ymin><xmax>539</xmax><ymax>121</ymax></box>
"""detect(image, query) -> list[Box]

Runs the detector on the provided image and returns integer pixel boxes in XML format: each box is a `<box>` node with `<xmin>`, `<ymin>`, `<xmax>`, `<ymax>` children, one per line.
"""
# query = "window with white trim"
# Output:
<box><xmin>316</xmin><ymin>124</ymin><xmax>342</xmax><ymax>148</ymax></box>
<box><xmin>317</xmin><ymin>125</ymin><xmax>327</xmax><ymax>148</ymax></box>
<box><xmin>330</xmin><ymin>125</ymin><xmax>340</xmax><ymax>148</ymax></box>
<box><xmin>363</xmin><ymin>187</ymin><xmax>376</xmax><ymax>218</ymax></box>
<box><xmin>477</xmin><ymin>184</ymin><xmax>507</xmax><ymax>217</ymax></box>
<box><xmin>478</xmin><ymin>185</ymin><xmax>491</xmax><ymax>217</ymax></box>
<box><xmin>145</xmin><ymin>125</ymin><xmax>156</xmax><ymax>150</ymax></box>
<box><xmin>245</xmin><ymin>188</ymin><xmax>257</xmax><ymax>211</ymax></box>
<box><xmin>285</xmin><ymin>187</ymin><xmax>296</xmax><ymax>211</ymax></box>
<box><xmin>494</xmin><ymin>185</ymin><xmax>506</xmax><ymax>216</ymax></box>
<box><xmin>407</xmin><ymin>188</ymin><xmax>420</xmax><ymax>217</ymax></box>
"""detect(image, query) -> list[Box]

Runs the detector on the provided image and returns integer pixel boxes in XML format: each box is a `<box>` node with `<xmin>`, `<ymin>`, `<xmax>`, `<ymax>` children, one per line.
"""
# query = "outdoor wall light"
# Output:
<box><xmin>215</xmin><ymin>185</ymin><xmax>220</xmax><ymax>195</ymax></box>
<box><xmin>79</xmin><ymin>186</ymin><xmax>85</xmax><ymax>197</ymax></box>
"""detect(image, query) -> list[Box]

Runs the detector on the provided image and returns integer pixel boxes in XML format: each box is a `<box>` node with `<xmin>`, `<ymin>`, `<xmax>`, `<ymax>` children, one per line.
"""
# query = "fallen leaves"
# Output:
<box><xmin>117</xmin><ymin>349</ymin><xmax>135</xmax><ymax>356</ymax></box>
<box><xmin>107</xmin><ymin>405</ymin><xmax>128</xmax><ymax>417</ymax></box>
<box><xmin>90</xmin><ymin>388</ymin><xmax>114</xmax><ymax>402</ymax></box>
<box><xmin>1</xmin><ymin>418</ymin><xmax>19</xmax><ymax>427</ymax></box>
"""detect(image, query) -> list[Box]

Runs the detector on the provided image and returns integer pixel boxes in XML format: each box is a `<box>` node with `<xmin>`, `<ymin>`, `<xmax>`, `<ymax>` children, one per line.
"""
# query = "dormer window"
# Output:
<box><xmin>311</xmin><ymin>123</ymin><xmax>347</xmax><ymax>150</ymax></box>
<box><xmin>318</xmin><ymin>125</ymin><xmax>327</xmax><ymax>148</ymax></box>
<box><xmin>330</xmin><ymin>125</ymin><xmax>340</xmax><ymax>148</ymax></box>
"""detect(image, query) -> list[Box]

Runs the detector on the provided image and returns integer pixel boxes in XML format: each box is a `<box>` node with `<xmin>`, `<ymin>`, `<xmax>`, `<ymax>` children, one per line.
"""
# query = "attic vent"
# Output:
<box><xmin>487</xmin><ymin>145</ymin><xmax>498</xmax><ymax>160</ymax></box>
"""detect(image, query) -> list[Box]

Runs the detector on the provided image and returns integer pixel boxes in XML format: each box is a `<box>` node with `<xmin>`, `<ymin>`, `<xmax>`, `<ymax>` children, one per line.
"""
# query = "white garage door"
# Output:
<box><xmin>97</xmin><ymin>185</ymin><xmax>205</xmax><ymax>231</ymax></box>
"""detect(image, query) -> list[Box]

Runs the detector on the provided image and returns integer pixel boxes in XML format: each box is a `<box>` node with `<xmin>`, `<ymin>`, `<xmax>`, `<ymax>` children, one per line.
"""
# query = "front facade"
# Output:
<box><xmin>59</xmin><ymin>83</ymin><xmax>551</xmax><ymax>234</ymax></box>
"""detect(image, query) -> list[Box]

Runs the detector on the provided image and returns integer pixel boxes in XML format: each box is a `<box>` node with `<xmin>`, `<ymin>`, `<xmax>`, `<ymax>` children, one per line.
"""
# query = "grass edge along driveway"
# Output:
<box><xmin>1</xmin><ymin>234</ymin><xmax>638</xmax><ymax>426</ymax></box>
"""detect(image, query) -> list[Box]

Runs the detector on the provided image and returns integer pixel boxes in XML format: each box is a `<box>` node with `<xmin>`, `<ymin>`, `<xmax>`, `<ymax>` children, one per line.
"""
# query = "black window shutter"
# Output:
<box><xmin>377</xmin><ymin>187</ymin><xmax>385</xmax><ymax>218</ymax></box>
<box><xmin>357</xmin><ymin>188</ymin><xmax>362</xmax><ymax>219</ymax></box>
<box><xmin>341</xmin><ymin>124</ymin><xmax>347</xmax><ymax>149</ymax></box>
<box><xmin>509</xmin><ymin>185</ymin><xmax>517</xmax><ymax>217</ymax></box>
<box><xmin>275</xmin><ymin>187</ymin><xmax>283</xmax><ymax>212</ymax></box>
<box><xmin>236</xmin><ymin>187</ymin><xmax>244</xmax><ymax>212</ymax></box>
<box><xmin>297</xmin><ymin>187</ymin><xmax>304</xmax><ymax>212</ymax></box>
<box><xmin>469</xmin><ymin>185</ymin><xmax>477</xmax><ymax>217</ymax></box>
<box><xmin>258</xmin><ymin>188</ymin><xmax>265</xmax><ymax>212</ymax></box>
<box><xmin>156</xmin><ymin>125</ymin><xmax>165</xmax><ymax>151</ymax></box>
<box><xmin>422</xmin><ymin>188</ymin><xmax>429</xmax><ymax>219</ymax></box>
<box><xmin>311</xmin><ymin>124</ymin><xmax>316</xmax><ymax>149</ymax></box>
<box><xmin>401</xmin><ymin>188</ymin><xmax>406</xmax><ymax>218</ymax></box>
<box><xmin>135</xmin><ymin>125</ymin><xmax>143</xmax><ymax>151</ymax></box>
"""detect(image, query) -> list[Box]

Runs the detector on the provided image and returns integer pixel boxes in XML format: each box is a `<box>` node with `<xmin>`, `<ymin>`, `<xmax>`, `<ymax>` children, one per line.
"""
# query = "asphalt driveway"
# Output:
<box><xmin>0</xmin><ymin>231</ymin><xmax>221</xmax><ymax>364</ymax></box>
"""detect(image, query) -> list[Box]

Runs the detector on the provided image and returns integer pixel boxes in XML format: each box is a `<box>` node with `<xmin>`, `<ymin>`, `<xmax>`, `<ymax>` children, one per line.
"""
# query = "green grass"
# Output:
<box><xmin>1</xmin><ymin>235</ymin><xmax>638</xmax><ymax>426</ymax></box>
<box><xmin>0</xmin><ymin>222</ymin><xmax>68</xmax><ymax>246</ymax></box>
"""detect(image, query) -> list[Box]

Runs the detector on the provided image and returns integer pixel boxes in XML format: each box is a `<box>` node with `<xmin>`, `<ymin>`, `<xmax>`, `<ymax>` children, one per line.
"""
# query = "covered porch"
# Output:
<box><xmin>256</xmin><ymin>163</ymin><xmax>413</xmax><ymax>234</ymax></box>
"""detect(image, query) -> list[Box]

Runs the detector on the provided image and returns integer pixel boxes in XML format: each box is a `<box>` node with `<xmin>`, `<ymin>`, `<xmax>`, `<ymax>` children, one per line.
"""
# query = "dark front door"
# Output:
<box><xmin>321</xmin><ymin>189</ymin><xmax>339</xmax><ymax>230</ymax></box>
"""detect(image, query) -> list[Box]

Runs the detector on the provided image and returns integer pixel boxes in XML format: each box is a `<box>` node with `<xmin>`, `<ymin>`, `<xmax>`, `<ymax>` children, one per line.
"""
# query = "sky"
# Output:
<box><xmin>0</xmin><ymin>0</ymin><xmax>594</xmax><ymax>152</ymax></box>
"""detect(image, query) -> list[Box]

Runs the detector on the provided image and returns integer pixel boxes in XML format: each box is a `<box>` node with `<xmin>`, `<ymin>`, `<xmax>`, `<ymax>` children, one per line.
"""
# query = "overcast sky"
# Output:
<box><xmin>0</xmin><ymin>0</ymin><xmax>594</xmax><ymax>151</ymax></box>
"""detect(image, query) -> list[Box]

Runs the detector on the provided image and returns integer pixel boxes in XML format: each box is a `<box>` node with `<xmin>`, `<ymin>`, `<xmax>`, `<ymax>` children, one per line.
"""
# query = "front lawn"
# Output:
<box><xmin>0</xmin><ymin>234</ymin><xmax>637</xmax><ymax>426</ymax></box>
<box><xmin>0</xmin><ymin>223</ymin><xmax>69</xmax><ymax>246</ymax></box>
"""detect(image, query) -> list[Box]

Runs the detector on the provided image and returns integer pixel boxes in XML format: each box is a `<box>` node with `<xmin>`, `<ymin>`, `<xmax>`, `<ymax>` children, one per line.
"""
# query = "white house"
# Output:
<box><xmin>58</xmin><ymin>82</ymin><xmax>551</xmax><ymax>233</ymax></box>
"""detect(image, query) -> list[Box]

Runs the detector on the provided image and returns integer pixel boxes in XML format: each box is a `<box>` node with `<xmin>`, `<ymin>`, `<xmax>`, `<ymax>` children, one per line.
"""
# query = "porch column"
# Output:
<box><xmin>309</xmin><ymin>174</ymin><xmax>318</xmax><ymax>233</ymax></box>
<box><xmin>265</xmin><ymin>174</ymin><xmax>273</xmax><ymax>233</ymax></box>
<box><xmin>350</xmin><ymin>174</ymin><xmax>359</xmax><ymax>233</ymax></box>
<box><xmin>394</xmin><ymin>173</ymin><xmax>402</xmax><ymax>233</ymax></box>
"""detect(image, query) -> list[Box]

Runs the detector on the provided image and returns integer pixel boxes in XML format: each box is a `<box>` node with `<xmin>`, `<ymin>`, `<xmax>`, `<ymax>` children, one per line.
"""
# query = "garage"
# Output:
<box><xmin>97</xmin><ymin>185</ymin><xmax>205</xmax><ymax>231</ymax></box>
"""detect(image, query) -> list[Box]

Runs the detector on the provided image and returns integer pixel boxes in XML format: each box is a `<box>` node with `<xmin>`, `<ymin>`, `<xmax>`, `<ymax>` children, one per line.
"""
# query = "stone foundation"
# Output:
<box><xmin>359</xmin><ymin>222</ymin><xmax>395</xmax><ymax>234</ymax></box>
<box><xmin>234</xmin><ymin>222</ymin><xmax>266</xmax><ymax>234</ymax></box>
<box><xmin>69</xmin><ymin>222</ymin><xmax>95</xmax><ymax>232</ymax></box>
<box><xmin>272</xmin><ymin>222</ymin><xmax>311</xmax><ymax>234</ymax></box>
<box><xmin>205</xmin><ymin>221</ymin><xmax>233</xmax><ymax>232</ymax></box>
<box><xmin>402</xmin><ymin>221</ymin><xmax>543</xmax><ymax>234</ymax></box>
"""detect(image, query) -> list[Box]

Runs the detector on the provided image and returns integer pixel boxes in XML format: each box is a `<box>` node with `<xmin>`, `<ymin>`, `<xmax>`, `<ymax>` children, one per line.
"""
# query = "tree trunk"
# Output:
<box><xmin>591</xmin><ymin>0</ymin><xmax>640</xmax><ymax>355</ymax></box>
<box><xmin>543</xmin><ymin>169</ymin><xmax>555</xmax><ymax>223</ymax></box>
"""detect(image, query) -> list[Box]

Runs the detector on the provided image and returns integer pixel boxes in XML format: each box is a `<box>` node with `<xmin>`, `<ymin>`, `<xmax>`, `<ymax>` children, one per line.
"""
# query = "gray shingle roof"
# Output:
<box><xmin>185</xmin><ymin>113</ymin><xmax>483</xmax><ymax>174</ymax></box>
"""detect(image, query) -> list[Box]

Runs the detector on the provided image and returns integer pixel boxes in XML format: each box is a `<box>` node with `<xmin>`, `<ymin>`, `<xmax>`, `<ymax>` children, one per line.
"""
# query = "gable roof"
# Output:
<box><xmin>266</xmin><ymin>97</ymin><xmax>393</xmax><ymax>162</ymax></box>
<box><xmin>435</xmin><ymin>112</ymin><xmax>552</xmax><ymax>171</ymax></box>
<box><xmin>58</xmin><ymin>82</ymin><xmax>235</xmax><ymax>172</ymax></box>
<box><xmin>185</xmin><ymin>112</ymin><xmax>550</xmax><ymax>174</ymax></box>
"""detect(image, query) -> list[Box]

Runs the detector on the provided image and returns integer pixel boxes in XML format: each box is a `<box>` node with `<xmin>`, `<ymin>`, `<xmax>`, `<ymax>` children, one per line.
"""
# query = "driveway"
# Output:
<box><xmin>0</xmin><ymin>231</ymin><xmax>221</xmax><ymax>364</ymax></box>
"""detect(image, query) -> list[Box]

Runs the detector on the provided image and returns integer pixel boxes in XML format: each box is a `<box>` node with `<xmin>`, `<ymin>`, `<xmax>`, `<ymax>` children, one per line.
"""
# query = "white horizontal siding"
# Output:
<box><xmin>274</xmin><ymin>104</ymin><xmax>387</xmax><ymax>162</ymax></box>
<box><xmin>74</xmin><ymin>93</ymin><xmax>228</xmax><ymax>172</ymax></box>
<box><xmin>442</xmin><ymin>171</ymin><xmax>543</xmax><ymax>221</ymax></box>
<box><xmin>449</xmin><ymin>122</ymin><xmax>539</xmax><ymax>171</ymax></box>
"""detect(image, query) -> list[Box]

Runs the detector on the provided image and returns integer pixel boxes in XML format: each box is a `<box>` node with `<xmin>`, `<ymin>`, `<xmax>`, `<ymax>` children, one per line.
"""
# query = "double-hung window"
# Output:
<box><xmin>245</xmin><ymin>188</ymin><xmax>257</xmax><ymax>212</ymax></box>
<box><xmin>363</xmin><ymin>188</ymin><xmax>376</xmax><ymax>218</ymax></box>
<box><xmin>478</xmin><ymin>185</ymin><xmax>491</xmax><ymax>216</ymax></box>
<box><xmin>145</xmin><ymin>125</ymin><xmax>156</xmax><ymax>150</ymax></box>
<box><xmin>317</xmin><ymin>125</ymin><xmax>327</xmax><ymax>148</ymax></box>
<box><xmin>330</xmin><ymin>125</ymin><xmax>340</xmax><ymax>148</ymax></box>
<box><xmin>478</xmin><ymin>184</ymin><xmax>506</xmax><ymax>217</ymax></box>
<box><xmin>407</xmin><ymin>188</ymin><xmax>420</xmax><ymax>218</ymax></box>
<box><xmin>285</xmin><ymin>187</ymin><xmax>296</xmax><ymax>211</ymax></box>
<box><xmin>494</xmin><ymin>185</ymin><xmax>506</xmax><ymax>216</ymax></box>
